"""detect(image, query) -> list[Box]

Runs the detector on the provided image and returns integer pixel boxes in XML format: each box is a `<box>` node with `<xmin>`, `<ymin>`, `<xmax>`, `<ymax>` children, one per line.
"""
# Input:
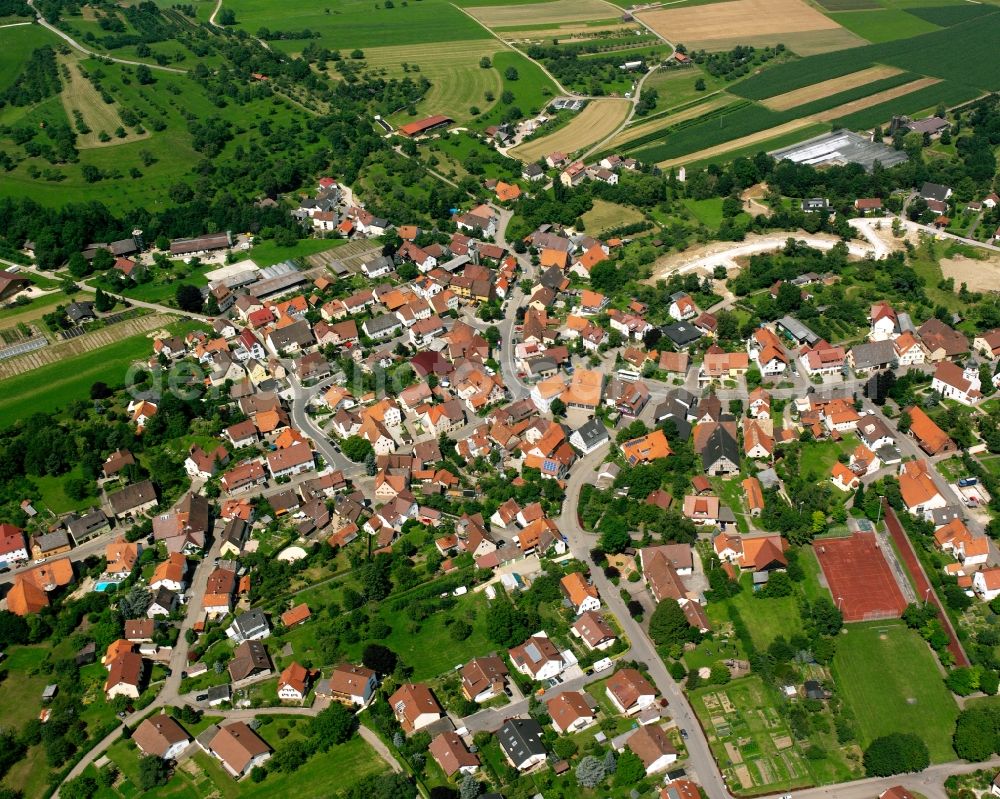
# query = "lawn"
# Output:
<box><xmin>580</xmin><ymin>199</ymin><xmax>646</xmax><ymax>236</ymax></box>
<box><xmin>0</xmin><ymin>291</ymin><xmax>64</xmax><ymax>324</ymax></box>
<box><xmin>101</xmin><ymin>721</ymin><xmax>387</xmax><ymax>799</ymax></box>
<box><xmin>827</xmin><ymin>9</ymin><xmax>940</xmax><ymax>42</ymax></box>
<box><xmin>0</xmin><ymin>319</ymin><xmax>204</xmax><ymax>427</ymax></box>
<box><xmin>705</xmin><ymin>574</ymin><xmax>805</xmax><ymax>651</ymax></box>
<box><xmin>477</xmin><ymin>50</ymin><xmax>558</xmax><ymax>127</ymax></box>
<box><xmin>0</xmin><ymin>23</ymin><xmax>62</xmax><ymax>92</ymax></box>
<box><xmin>644</xmin><ymin>64</ymin><xmax>728</xmax><ymax>115</ymax></box>
<box><xmin>342</xmin><ymin>589</ymin><xmax>496</xmax><ymax>680</ymax></box>
<box><xmin>684</xmin><ymin>197</ymin><xmax>725</xmax><ymax>228</ymax></box>
<box><xmin>798</xmin><ymin>433</ymin><xmax>859</xmax><ymax>482</ymax></box>
<box><xmin>249</xmin><ymin>237</ymin><xmax>348</xmax><ymax>268</ymax></box>
<box><xmin>831</xmin><ymin>622</ymin><xmax>958</xmax><ymax>763</ymax></box>
<box><xmin>0</xmin><ymin>645</ymin><xmax>51</xmax><ymax>730</ymax></box>
<box><xmin>30</xmin><ymin>466</ymin><xmax>102</xmax><ymax>515</ymax></box>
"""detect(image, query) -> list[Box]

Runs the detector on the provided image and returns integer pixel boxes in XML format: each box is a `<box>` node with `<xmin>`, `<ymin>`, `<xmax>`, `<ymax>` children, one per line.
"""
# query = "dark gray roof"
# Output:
<box><xmin>539</xmin><ymin>266</ymin><xmax>566</xmax><ymax>291</ymax></box>
<box><xmin>268</xmin><ymin>320</ymin><xmax>314</xmax><ymax>350</ymax></box>
<box><xmin>363</xmin><ymin>313</ymin><xmax>403</xmax><ymax>335</ymax></box>
<box><xmin>921</xmin><ymin>182</ymin><xmax>952</xmax><ymax>203</ymax></box>
<box><xmin>231</xmin><ymin>609</ymin><xmax>269</xmax><ymax>638</ymax></box>
<box><xmin>498</xmin><ymin>718</ymin><xmax>546</xmax><ymax>763</ymax></box>
<box><xmin>776</xmin><ymin>316</ymin><xmax>819</xmax><ymax>346</ymax></box>
<box><xmin>221</xmin><ymin>518</ymin><xmax>248</xmax><ymax>549</ymax></box>
<box><xmin>150</xmin><ymin>586</ymin><xmax>177</xmax><ymax>611</ymax></box>
<box><xmin>108</xmin><ymin>480</ymin><xmax>158</xmax><ymax>515</ymax></box>
<box><xmin>660</xmin><ymin>322</ymin><xmax>701</xmax><ymax>348</ymax></box>
<box><xmin>362</xmin><ymin>255</ymin><xmax>395</xmax><ymax>275</ymax></box>
<box><xmin>66</xmin><ymin>301</ymin><xmax>96</xmax><ymax>322</ymax></box>
<box><xmin>930</xmin><ymin>505</ymin><xmax>964</xmax><ymax>526</ymax></box>
<box><xmin>65</xmin><ymin>509</ymin><xmax>109</xmax><ymax>541</ymax></box>
<box><xmin>849</xmin><ymin>339</ymin><xmax>896</xmax><ymax>370</ymax></box>
<box><xmin>573</xmin><ymin>418</ymin><xmax>610</xmax><ymax>448</ymax></box>
<box><xmin>702</xmin><ymin>427</ymin><xmax>739</xmax><ymax>471</ymax></box>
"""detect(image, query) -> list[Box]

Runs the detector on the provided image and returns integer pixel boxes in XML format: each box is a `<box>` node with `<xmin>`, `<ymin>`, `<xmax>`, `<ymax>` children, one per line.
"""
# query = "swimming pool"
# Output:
<box><xmin>94</xmin><ymin>581</ymin><xmax>118</xmax><ymax>592</ymax></box>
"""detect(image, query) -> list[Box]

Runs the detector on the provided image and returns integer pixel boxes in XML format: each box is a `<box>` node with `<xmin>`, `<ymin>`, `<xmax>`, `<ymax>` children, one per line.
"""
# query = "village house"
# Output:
<box><xmin>133</xmin><ymin>714</ymin><xmax>190</xmax><ymax>760</ymax></box>
<box><xmin>200</xmin><ymin>722</ymin><xmax>272</xmax><ymax>779</ymax></box>
<box><xmin>320</xmin><ymin>663</ymin><xmax>378</xmax><ymax>707</ymax></box>
<box><xmin>429</xmin><ymin>731</ymin><xmax>480</xmax><ymax>777</ymax></box>
<box><xmin>509</xmin><ymin>632</ymin><xmax>566</xmax><ymax>681</ymax></box>
<box><xmin>548</xmin><ymin>691</ymin><xmax>596</xmax><ymax>734</ymax></box>
<box><xmin>560</xmin><ymin>571</ymin><xmax>601</xmax><ymax>615</ymax></box>
<box><xmin>571</xmin><ymin>610</ymin><xmax>617</xmax><ymax>650</ymax></box>
<box><xmin>461</xmin><ymin>656</ymin><xmax>509</xmax><ymax>703</ymax></box>
<box><xmin>389</xmin><ymin>683</ymin><xmax>444</xmax><ymax>733</ymax></box>
<box><xmin>498</xmin><ymin>718</ymin><xmax>547</xmax><ymax>771</ymax></box>
<box><xmin>606</xmin><ymin>667</ymin><xmax>657</xmax><ymax>715</ymax></box>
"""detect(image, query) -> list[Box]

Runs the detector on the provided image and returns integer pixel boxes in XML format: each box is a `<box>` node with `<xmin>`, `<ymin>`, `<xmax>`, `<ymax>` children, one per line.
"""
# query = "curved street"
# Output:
<box><xmin>26</xmin><ymin>0</ymin><xmax>187</xmax><ymax>73</ymax></box>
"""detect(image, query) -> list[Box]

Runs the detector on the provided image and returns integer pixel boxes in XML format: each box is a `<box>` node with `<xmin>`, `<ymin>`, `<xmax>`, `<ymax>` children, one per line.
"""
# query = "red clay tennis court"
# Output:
<box><xmin>813</xmin><ymin>532</ymin><xmax>908</xmax><ymax>622</ymax></box>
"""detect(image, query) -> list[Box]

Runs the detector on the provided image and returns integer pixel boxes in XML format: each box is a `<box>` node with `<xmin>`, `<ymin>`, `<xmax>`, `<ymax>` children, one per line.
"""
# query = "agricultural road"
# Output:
<box><xmin>26</xmin><ymin>0</ymin><xmax>187</xmax><ymax>74</ymax></box>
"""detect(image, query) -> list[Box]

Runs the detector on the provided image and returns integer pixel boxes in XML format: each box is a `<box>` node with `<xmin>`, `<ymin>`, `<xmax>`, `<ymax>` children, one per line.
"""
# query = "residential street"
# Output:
<box><xmin>555</xmin><ymin>447</ymin><xmax>734</xmax><ymax>799</ymax></box>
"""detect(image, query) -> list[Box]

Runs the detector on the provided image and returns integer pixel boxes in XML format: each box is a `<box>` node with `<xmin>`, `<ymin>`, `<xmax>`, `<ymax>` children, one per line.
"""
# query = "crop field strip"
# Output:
<box><xmin>812</xmin><ymin>76</ymin><xmax>939</xmax><ymax>121</ymax></box>
<box><xmin>635</xmin><ymin>0</ymin><xmax>867</xmax><ymax>55</ymax></box>
<box><xmin>627</xmin><ymin>71</ymin><xmax>940</xmax><ymax>164</ymax></box>
<box><xmin>760</xmin><ymin>65</ymin><xmax>906</xmax><ymax>110</ymax></box>
<box><xmin>607</xmin><ymin>94</ymin><xmax>734</xmax><ymax>150</ymax></box>
<box><xmin>511</xmin><ymin>98</ymin><xmax>632</xmax><ymax>161</ymax></box>
<box><xmin>830</xmin><ymin>79</ymin><xmax>980</xmax><ymax>129</ymax></box>
<box><xmin>464</xmin><ymin>0</ymin><xmax>621</xmax><ymax>28</ymax></box>
<box><xmin>731</xmin><ymin>10</ymin><xmax>1000</xmax><ymax>100</ymax></box>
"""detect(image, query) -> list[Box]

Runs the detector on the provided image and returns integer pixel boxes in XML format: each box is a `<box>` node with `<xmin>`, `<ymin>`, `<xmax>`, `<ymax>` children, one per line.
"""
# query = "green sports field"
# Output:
<box><xmin>832</xmin><ymin>623</ymin><xmax>958</xmax><ymax>763</ymax></box>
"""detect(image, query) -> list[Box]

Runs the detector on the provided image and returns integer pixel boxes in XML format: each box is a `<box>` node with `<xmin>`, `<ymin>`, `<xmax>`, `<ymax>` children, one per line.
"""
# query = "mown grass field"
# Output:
<box><xmin>0</xmin><ymin>646</ymin><xmax>50</xmax><ymax>730</ymax></box>
<box><xmin>233</xmin><ymin>0</ymin><xmax>490</xmax><ymax>50</ymax></box>
<box><xmin>705</xmin><ymin>574</ymin><xmax>806</xmax><ymax>650</ymax></box>
<box><xmin>58</xmin><ymin>54</ymin><xmax>147</xmax><ymax>149</ymax></box>
<box><xmin>465</xmin><ymin>0</ymin><xmax>617</xmax><ymax>28</ymax></box>
<box><xmin>832</xmin><ymin>623</ymin><xmax>958</xmax><ymax>763</ymax></box>
<box><xmin>580</xmin><ymin>199</ymin><xmax>645</xmax><ymax>235</ymax></box>
<box><xmin>0</xmin><ymin>319</ymin><xmax>202</xmax><ymax>427</ymax></box>
<box><xmin>249</xmin><ymin>237</ymin><xmax>347</xmax><ymax>267</ymax></box>
<box><xmin>365</xmin><ymin>41</ymin><xmax>504</xmax><ymax>124</ymax></box>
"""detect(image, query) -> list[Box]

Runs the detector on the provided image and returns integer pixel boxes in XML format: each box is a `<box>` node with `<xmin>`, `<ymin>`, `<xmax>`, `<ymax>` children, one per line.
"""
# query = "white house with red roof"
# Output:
<box><xmin>869</xmin><ymin>302</ymin><xmax>898</xmax><ymax>341</ymax></box>
<box><xmin>974</xmin><ymin>567</ymin><xmax>1000</xmax><ymax>601</ymax></box>
<box><xmin>931</xmin><ymin>361</ymin><xmax>982</xmax><ymax>406</ymax></box>
<box><xmin>668</xmin><ymin>292</ymin><xmax>698</xmax><ymax>321</ymax></box>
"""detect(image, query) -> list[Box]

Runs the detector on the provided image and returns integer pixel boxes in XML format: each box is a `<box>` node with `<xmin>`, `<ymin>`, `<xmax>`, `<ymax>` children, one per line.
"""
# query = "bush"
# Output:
<box><xmin>863</xmin><ymin>733</ymin><xmax>929</xmax><ymax>776</ymax></box>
